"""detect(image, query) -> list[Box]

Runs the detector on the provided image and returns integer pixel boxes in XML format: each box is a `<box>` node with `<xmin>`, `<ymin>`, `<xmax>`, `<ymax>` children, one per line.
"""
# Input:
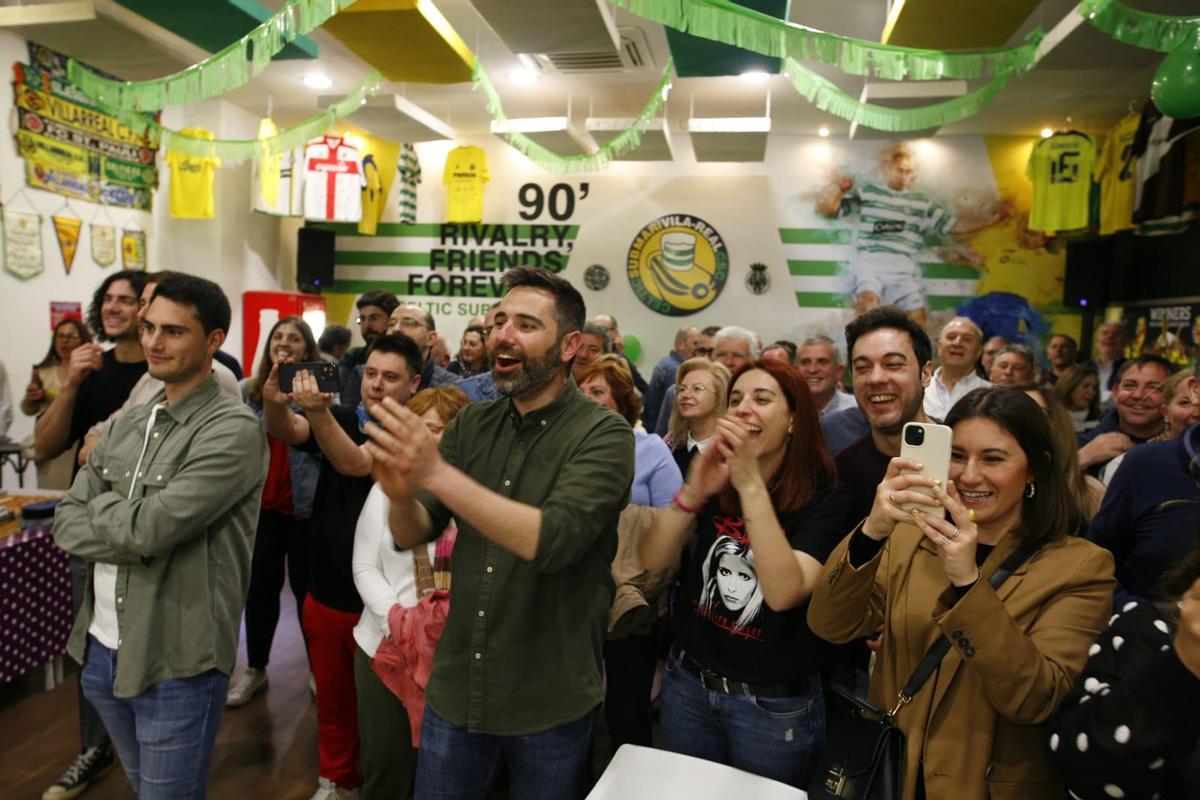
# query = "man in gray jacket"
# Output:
<box><xmin>54</xmin><ymin>273</ymin><xmax>268</xmax><ymax>800</ymax></box>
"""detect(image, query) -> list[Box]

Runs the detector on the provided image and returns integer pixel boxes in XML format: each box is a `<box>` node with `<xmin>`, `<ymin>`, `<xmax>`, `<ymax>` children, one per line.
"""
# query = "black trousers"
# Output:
<box><xmin>243</xmin><ymin>509</ymin><xmax>310</xmax><ymax>669</ymax></box>
<box><xmin>603</xmin><ymin>632</ymin><xmax>658</xmax><ymax>755</ymax></box>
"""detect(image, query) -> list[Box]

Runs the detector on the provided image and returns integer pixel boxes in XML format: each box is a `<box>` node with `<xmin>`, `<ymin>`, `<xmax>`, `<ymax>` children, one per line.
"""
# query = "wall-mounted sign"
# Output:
<box><xmin>746</xmin><ymin>262</ymin><xmax>771</xmax><ymax>295</ymax></box>
<box><xmin>583</xmin><ymin>263</ymin><xmax>609</xmax><ymax>291</ymax></box>
<box><xmin>626</xmin><ymin>214</ymin><xmax>728</xmax><ymax>317</ymax></box>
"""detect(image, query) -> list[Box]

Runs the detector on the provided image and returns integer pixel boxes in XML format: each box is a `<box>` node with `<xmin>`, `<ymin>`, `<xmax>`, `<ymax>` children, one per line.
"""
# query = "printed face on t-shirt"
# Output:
<box><xmin>716</xmin><ymin>553</ymin><xmax>756</xmax><ymax>611</ymax></box>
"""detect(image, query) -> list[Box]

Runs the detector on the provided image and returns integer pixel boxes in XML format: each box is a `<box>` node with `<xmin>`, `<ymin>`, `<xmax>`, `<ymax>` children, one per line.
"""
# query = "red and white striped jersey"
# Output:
<box><xmin>302</xmin><ymin>135</ymin><xmax>364</xmax><ymax>222</ymax></box>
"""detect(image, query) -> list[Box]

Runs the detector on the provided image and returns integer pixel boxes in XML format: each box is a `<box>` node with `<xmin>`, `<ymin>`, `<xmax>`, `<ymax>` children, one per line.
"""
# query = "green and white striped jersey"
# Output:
<box><xmin>843</xmin><ymin>182</ymin><xmax>956</xmax><ymax>259</ymax></box>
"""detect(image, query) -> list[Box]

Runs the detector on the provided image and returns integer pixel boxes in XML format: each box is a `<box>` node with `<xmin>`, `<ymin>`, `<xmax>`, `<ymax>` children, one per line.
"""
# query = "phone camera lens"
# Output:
<box><xmin>904</xmin><ymin>425</ymin><xmax>925</xmax><ymax>447</ymax></box>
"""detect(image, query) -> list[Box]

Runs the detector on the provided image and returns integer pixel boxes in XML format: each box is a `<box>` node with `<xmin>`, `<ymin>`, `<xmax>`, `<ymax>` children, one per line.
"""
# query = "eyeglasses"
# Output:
<box><xmin>387</xmin><ymin>317</ymin><xmax>427</xmax><ymax>331</ymax></box>
<box><xmin>693</xmin><ymin>347</ymin><xmax>714</xmax><ymax>358</ymax></box>
<box><xmin>55</xmin><ymin>332</ymin><xmax>82</xmax><ymax>342</ymax></box>
<box><xmin>356</xmin><ymin>313</ymin><xmax>389</xmax><ymax>325</ymax></box>
<box><xmin>677</xmin><ymin>383</ymin><xmax>715</xmax><ymax>396</ymax></box>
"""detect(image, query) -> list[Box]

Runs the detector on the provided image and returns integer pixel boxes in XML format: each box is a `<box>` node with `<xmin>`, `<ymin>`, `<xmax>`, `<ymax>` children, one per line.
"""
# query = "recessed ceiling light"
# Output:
<box><xmin>739</xmin><ymin>70</ymin><xmax>769</xmax><ymax>84</ymax></box>
<box><xmin>1041</xmin><ymin>127</ymin><xmax>1054</xmax><ymax>138</ymax></box>
<box><xmin>508</xmin><ymin>69</ymin><xmax>538</xmax><ymax>87</ymax></box>
<box><xmin>818</xmin><ymin>126</ymin><xmax>830</xmax><ymax>138</ymax></box>
<box><xmin>303</xmin><ymin>72</ymin><xmax>333</xmax><ymax>90</ymax></box>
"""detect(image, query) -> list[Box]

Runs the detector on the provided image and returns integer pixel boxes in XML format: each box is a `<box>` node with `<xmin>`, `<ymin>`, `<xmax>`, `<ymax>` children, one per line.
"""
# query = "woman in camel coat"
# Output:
<box><xmin>808</xmin><ymin>387</ymin><xmax>1114</xmax><ymax>800</ymax></box>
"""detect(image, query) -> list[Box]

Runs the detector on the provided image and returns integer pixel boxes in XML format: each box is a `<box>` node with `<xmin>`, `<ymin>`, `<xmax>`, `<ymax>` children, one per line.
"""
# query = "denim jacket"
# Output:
<box><xmin>247</xmin><ymin>398</ymin><xmax>321</xmax><ymax>520</ymax></box>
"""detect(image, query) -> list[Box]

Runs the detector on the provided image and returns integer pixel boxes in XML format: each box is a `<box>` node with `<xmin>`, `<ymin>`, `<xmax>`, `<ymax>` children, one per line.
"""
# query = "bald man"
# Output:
<box><xmin>923</xmin><ymin>316</ymin><xmax>991</xmax><ymax>420</ymax></box>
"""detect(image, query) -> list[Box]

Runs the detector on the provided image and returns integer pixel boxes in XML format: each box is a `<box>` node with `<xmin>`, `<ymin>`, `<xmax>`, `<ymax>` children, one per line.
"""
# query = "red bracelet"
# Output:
<box><xmin>672</xmin><ymin>489</ymin><xmax>705</xmax><ymax>515</ymax></box>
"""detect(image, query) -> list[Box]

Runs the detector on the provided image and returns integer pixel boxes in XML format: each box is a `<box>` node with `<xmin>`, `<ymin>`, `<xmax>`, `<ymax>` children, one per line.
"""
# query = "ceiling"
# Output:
<box><xmin>4</xmin><ymin>0</ymin><xmax>1193</xmax><ymax>151</ymax></box>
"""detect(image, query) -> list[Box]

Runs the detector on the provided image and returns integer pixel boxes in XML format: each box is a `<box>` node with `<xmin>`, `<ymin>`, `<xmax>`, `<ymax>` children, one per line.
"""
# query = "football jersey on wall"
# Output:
<box><xmin>251</xmin><ymin>118</ymin><xmax>303</xmax><ymax>217</ymax></box>
<box><xmin>1132</xmin><ymin>101</ymin><xmax>1200</xmax><ymax>235</ymax></box>
<box><xmin>303</xmin><ymin>135</ymin><xmax>364</xmax><ymax>223</ymax></box>
<box><xmin>1094</xmin><ymin>113</ymin><xmax>1140</xmax><ymax>236</ymax></box>
<box><xmin>167</xmin><ymin>127</ymin><xmax>219</xmax><ymax>219</ymax></box>
<box><xmin>443</xmin><ymin>145</ymin><xmax>488</xmax><ymax>223</ymax></box>
<box><xmin>1026</xmin><ymin>131</ymin><xmax>1096</xmax><ymax>233</ymax></box>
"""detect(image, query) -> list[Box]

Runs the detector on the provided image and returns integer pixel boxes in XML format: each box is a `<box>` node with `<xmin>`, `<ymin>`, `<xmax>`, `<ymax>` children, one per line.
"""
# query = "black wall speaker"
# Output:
<box><xmin>1064</xmin><ymin>238</ymin><xmax>1113</xmax><ymax>309</ymax></box>
<box><xmin>297</xmin><ymin>227</ymin><xmax>336</xmax><ymax>293</ymax></box>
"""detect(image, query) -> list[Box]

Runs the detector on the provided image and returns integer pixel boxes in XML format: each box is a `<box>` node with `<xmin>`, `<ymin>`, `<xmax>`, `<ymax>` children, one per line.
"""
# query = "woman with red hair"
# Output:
<box><xmin>641</xmin><ymin>359</ymin><xmax>852</xmax><ymax>787</ymax></box>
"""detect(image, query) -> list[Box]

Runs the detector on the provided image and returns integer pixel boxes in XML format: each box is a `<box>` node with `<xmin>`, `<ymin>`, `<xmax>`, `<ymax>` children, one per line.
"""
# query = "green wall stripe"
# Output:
<box><xmin>794</xmin><ymin>292</ymin><xmax>972</xmax><ymax>309</ymax></box>
<box><xmin>787</xmin><ymin>260</ymin><xmax>981</xmax><ymax>279</ymax></box>
<box><xmin>779</xmin><ymin>229</ymin><xmax>851</xmax><ymax>244</ymax></box>
<box><xmin>334</xmin><ymin>251</ymin><xmax>430</xmax><ymax>266</ymax></box>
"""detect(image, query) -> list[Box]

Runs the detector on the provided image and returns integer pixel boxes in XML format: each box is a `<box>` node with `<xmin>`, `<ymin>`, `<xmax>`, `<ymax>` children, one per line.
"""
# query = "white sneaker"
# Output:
<box><xmin>225</xmin><ymin>667</ymin><xmax>268</xmax><ymax>707</ymax></box>
<box><xmin>308</xmin><ymin>777</ymin><xmax>359</xmax><ymax>800</ymax></box>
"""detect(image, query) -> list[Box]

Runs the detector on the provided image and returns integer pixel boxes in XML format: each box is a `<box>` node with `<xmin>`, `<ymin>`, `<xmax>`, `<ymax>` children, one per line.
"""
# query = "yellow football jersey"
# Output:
<box><xmin>358</xmin><ymin>155</ymin><xmax>385</xmax><ymax>236</ymax></box>
<box><xmin>1026</xmin><ymin>132</ymin><xmax>1096</xmax><ymax>233</ymax></box>
<box><xmin>443</xmin><ymin>145</ymin><xmax>488</xmax><ymax>223</ymax></box>
<box><xmin>1094</xmin><ymin>114</ymin><xmax>1139</xmax><ymax>235</ymax></box>
<box><xmin>167</xmin><ymin>127</ymin><xmax>219</xmax><ymax>219</ymax></box>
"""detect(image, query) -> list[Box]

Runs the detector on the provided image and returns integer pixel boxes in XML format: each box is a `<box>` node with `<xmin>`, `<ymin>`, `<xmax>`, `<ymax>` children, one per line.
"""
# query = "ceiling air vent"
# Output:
<box><xmin>531</xmin><ymin>26</ymin><xmax>654</xmax><ymax>74</ymax></box>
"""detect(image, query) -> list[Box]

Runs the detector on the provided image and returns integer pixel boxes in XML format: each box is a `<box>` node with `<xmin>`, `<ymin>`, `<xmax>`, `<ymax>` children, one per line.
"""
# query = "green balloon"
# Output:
<box><xmin>1151</xmin><ymin>46</ymin><xmax>1200</xmax><ymax>120</ymax></box>
<box><xmin>623</xmin><ymin>335</ymin><xmax>643</xmax><ymax>364</ymax></box>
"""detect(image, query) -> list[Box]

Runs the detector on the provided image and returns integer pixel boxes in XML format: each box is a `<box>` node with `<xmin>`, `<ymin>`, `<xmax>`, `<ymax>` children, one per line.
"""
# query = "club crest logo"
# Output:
<box><xmin>626</xmin><ymin>214</ymin><xmax>728</xmax><ymax>316</ymax></box>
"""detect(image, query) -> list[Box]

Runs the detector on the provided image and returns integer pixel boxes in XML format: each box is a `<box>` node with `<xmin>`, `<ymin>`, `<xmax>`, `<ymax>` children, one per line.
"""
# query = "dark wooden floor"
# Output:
<box><xmin>0</xmin><ymin>587</ymin><xmax>319</xmax><ymax>800</ymax></box>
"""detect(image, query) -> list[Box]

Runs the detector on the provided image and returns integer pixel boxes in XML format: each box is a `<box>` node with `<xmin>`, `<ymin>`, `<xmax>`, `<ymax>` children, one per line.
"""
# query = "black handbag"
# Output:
<box><xmin>808</xmin><ymin>544</ymin><xmax>1036</xmax><ymax>800</ymax></box>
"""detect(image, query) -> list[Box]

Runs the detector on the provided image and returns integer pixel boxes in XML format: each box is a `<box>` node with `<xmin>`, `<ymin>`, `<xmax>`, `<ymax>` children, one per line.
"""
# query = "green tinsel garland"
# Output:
<box><xmin>474</xmin><ymin>60</ymin><xmax>674</xmax><ymax>173</ymax></box>
<box><xmin>784</xmin><ymin>59</ymin><xmax>1014</xmax><ymax>132</ymax></box>
<box><xmin>608</xmin><ymin>0</ymin><xmax>1043</xmax><ymax>80</ymax></box>
<box><xmin>108</xmin><ymin>71</ymin><xmax>384</xmax><ymax>161</ymax></box>
<box><xmin>68</xmin><ymin>0</ymin><xmax>358</xmax><ymax>112</ymax></box>
<box><xmin>1079</xmin><ymin>0</ymin><xmax>1200</xmax><ymax>53</ymax></box>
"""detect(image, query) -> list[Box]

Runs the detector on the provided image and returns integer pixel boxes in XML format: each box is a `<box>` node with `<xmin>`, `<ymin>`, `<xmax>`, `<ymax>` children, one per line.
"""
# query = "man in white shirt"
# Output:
<box><xmin>923</xmin><ymin>316</ymin><xmax>991</xmax><ymax>420</ymax></box>
<box><xmin>797</xmin><ymin>335</ymin><xmax>857</xmax><ymax>419</ymax></box>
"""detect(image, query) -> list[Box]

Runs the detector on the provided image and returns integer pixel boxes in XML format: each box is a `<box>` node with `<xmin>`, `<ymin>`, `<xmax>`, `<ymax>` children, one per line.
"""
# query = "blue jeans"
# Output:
<box><xmin>414</xmin><ymin>704</ymin><xmax>596</xmax><ymax>800</ymax></box>
<box><xmin>660</xmin><ymin>652</ymin><xmax>825</xmax><ymax>788</ymax></box>
<box><xmin>80</xmin><ymin>636</ymin><xmax>228</xmax><ymax>799</ymax></box>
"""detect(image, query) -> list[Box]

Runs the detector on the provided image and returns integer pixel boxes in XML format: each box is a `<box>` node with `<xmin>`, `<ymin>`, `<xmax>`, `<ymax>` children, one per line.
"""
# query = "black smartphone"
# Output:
<box><xmin>278</xmin><ymin>361</ymin><xmax>341</xmax><ymax>394</ymax></box>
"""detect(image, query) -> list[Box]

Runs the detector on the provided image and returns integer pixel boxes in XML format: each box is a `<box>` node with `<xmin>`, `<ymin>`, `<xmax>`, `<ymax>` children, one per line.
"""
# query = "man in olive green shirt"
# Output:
<box><xmin>365</xmin><ymin>267</ymin><xmax>635</xmax><ymax>798</ymax></box>
<box><xmin>54</xmin><ymin>274</ymin><xmax>268</xmax><ymax>800</ymax></box>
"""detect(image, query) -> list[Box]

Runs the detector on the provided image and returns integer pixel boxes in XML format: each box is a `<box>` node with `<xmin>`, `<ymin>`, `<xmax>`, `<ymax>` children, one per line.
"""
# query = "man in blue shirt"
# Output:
<box><xmin>643</xmin><ymin>326</ymin><xmax>698</xmax><ymax>428</ymax></box>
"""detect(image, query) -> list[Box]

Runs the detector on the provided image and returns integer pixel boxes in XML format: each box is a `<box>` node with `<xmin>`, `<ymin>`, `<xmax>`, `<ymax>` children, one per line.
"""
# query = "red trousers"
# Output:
<box><xmin>303</xmin><ymin>595</ymin><xmax>362</xmax><ymax>788</ymax></box>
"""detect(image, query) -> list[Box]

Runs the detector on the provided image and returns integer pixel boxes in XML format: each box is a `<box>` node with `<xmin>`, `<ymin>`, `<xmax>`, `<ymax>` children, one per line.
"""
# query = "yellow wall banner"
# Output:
<box><xmin>13</xmin><ymin>44</ymin><xmax>159</xmax><ymax>211</ymax></box>
<box><xmin>52</xmin><ymin>215</ymin><xmax>82</xmax><ymax>274</ymax></box>
<box><xmin>121</xmin><ymin>229</ymin><xmax>146</xmax><ymax>271</ymax></box>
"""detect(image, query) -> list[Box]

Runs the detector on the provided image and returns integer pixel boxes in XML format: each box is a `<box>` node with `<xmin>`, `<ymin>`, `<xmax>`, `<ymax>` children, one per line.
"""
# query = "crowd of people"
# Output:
<box><xmin>7</xmin><ymin>265</ymin><xmax>1200</xmax><ymax>800</ymax></box>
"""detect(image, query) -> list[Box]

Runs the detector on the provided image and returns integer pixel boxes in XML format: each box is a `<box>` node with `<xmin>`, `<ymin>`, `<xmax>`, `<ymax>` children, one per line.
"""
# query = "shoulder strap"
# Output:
<box><xmin>412</xmin><ymin>544</ymin><xmax>435</xmax><ymax>597</ymax></box>
<box><xmin>893</xmin><ymin>544</ymin><xmax>1038</xmax><ymax>714</ymax></box>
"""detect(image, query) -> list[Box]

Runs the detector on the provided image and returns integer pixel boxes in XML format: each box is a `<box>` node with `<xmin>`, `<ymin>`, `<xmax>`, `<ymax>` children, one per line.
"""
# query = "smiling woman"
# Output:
<box><xmin>809</xmin><ymin>387</ymin><xmax>1115</xmax><ymax>800</ymax></box>
<box><xmin>640</xmin><ymin>358</ymin><xmax>852</xmax><ymax>788</ymax></box>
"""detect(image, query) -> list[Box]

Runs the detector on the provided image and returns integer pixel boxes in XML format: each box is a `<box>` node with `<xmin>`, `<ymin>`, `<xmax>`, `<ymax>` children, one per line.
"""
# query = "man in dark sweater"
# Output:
<box><xmin>1077</xmin><ymin>355</ymin><xmax>1176</xmax><ymax>477</ymax></box>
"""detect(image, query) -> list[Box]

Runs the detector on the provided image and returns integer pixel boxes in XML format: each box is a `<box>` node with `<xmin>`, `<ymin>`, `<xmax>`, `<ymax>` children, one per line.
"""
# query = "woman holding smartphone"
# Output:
<box><xmin>641</xmin><ymin>358</ymin><xmax>851</xmax><ymax>788</ymax></box>
<box><xmin>808</xmin><ymin>387</ymin><xmax>1114</xmax><ymax>800</ymax></box>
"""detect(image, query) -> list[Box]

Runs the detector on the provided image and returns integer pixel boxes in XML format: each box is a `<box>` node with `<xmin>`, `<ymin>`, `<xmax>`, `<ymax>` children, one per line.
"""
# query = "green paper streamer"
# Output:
<box><xmin>783</xmin><ymin>58</ymin><xmax>1013</xmax><ymax>132</ymax></box>
<box><xmin>609</xmin><ymin>0</ymin><xmax>1043</xmax><ymax>80</ymax></box>
<box><xmin>474</xmin><ymin>60</ymin><xmax>674</xmax><ymax>174</ymax></box>
<box><xmin>67</xmin><ymin>0</ymin><xmax>359</xmax><ymax>112</ymax></box>
<box><xmin>1079</xmin><ymin>0</ymin><xmax>1200</xmax><ymax>53</ymax></box>
<box><xmin>107</xmin><ymin>71</ymin><xmax>384</xmax><ymax>162</ymax></box>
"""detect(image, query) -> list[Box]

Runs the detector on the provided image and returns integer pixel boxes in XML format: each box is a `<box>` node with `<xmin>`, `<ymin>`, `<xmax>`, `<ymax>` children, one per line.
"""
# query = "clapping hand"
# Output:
<box><xmin>363</xmin><ymin>397</ymin><xmax>443</xmax><ymax>494</ymax></box>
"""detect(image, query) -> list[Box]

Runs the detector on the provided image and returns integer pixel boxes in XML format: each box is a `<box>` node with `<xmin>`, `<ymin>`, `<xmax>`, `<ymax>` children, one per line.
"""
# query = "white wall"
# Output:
<box><xmin>0</xmin><ymin>30</ymin><xmax>285</xmax><ymax>485</ymax></box>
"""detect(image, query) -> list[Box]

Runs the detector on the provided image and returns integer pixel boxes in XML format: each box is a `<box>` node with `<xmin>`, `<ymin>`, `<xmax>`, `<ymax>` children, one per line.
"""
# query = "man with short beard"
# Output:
<box><xmin>364</xmin><ymin>267</ymin><xmax>634</xmax><ymax>797</ymax></box>
<box><xmin>835</xmin><ymin>306</ymin><xmax>935</xmax><ymax>523</ymax></box>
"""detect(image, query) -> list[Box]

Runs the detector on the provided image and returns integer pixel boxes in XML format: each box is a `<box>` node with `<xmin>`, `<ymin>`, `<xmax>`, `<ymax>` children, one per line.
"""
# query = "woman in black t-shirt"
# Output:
<box><xmin>641</xmin><ymin>358</ymin><xmax>851</xmax><ymax>788</ymax></box>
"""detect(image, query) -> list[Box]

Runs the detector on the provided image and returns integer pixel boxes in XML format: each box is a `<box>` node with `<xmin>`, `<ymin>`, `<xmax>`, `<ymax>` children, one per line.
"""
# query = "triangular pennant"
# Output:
<box><xmin>91</xmin><ymin>224</ymin><xmax>116</xmax><ymax>267</ymax></box>
<box><xmin>4</xmin><ymin>210</ymin><xmax>44</xmax><ymax>280</ymax></box>
<box><xmin>51</xmin><ymin>215</ymin><xmax>82</xmax><ymax>274</ymax></box>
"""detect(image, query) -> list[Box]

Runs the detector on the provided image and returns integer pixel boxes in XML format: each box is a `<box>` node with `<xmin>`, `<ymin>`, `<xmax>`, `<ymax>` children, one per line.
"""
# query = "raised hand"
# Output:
<box><xmin>862</xmin><ymin>457</ymin><xmax>939</xmax><ymax>541</ymax></box>
<box><xmin>363</xmin><ymin>397</ymin><xmax>443</xmax><ymax>492</ymax></box>
<box><xmin>262</xmin><ymin>360</ymin><xmax>290</xmax><ymax>407</ymax></box>
<box><xmin>291</xmin><ymin>369</ymin><xmax>333</xmax><ymax>414</ymax></box>
<box><xmin>65</xmin><ymin>343</ymin><xmax>103</xmax><ymax>388</ymax></box>
<box><xmin>714</xmin><ymin>416</ymin><xmax>762</xmax><ymax>493</ymax></box>
<box><xmin>908</xmin><ymin>480</ymin><xmax>981</xmax><ymax>587</ymax></box>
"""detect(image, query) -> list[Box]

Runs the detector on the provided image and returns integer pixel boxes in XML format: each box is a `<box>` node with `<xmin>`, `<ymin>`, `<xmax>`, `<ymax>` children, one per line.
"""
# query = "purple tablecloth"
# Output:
<box><xmin>0</xmin><ymin>525</ymin><xmax>72</xmax><ymax>684</ymax></box>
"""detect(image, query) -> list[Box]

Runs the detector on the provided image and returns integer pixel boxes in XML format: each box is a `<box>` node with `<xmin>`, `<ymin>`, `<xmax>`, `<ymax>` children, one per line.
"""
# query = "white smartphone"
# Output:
<box><xmin>898</xmin><ymin>422</ymin><xmax>953</xmax><ymax>516</ymax></box>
